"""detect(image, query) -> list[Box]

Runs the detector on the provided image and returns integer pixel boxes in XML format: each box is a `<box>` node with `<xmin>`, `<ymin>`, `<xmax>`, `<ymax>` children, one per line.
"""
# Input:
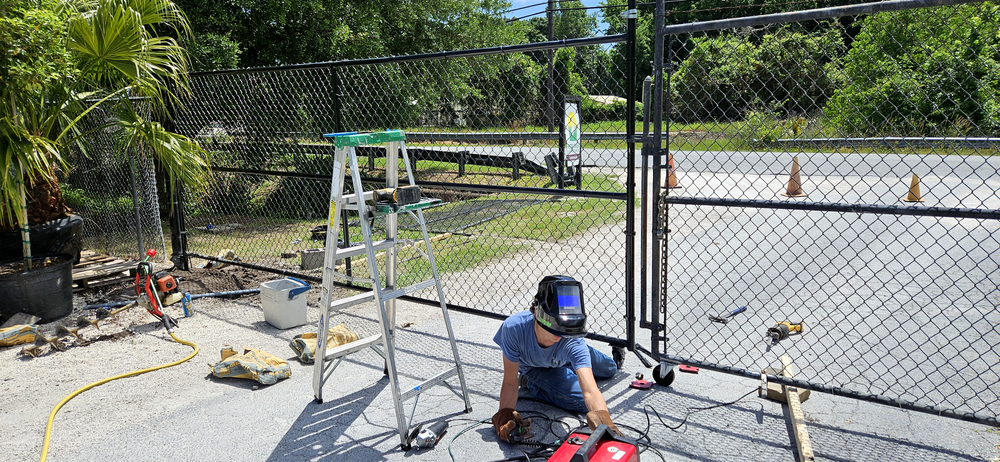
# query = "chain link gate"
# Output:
<box><xmin>641</xmin><ymin>0</ymin><xmax>1000</xmax><ymax>426</ymax></box>
<box><xmin>170</xmin><ymin>35</ymin><xmax>639</xmax><ymax>345</ymax></box>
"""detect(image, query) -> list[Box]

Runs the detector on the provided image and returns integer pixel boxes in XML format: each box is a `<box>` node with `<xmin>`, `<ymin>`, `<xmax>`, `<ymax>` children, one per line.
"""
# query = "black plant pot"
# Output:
<box><xmin>0</xmin><ymin>254</ymin><xmax>74</xmax><ymax>323</ymax></box>
<box><xmin>0</xmin><ymin>214</ymin><xmax>83</xmax><ymax>264</ymax></box>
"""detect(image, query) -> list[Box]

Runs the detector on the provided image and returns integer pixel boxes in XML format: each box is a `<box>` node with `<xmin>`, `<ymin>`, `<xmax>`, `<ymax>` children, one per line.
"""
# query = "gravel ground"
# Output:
<box><xmin>2</xmin><ymin>285</ymin><xmax>998</xmax><ymax>461</ymax></box>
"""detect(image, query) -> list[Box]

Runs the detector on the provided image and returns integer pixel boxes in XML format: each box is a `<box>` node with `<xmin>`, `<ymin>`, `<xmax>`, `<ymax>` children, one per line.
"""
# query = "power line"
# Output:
<box><xmin>501</xmin><ymin>1</ymin><xmax>549</xmax><ymax>16</ymax></box>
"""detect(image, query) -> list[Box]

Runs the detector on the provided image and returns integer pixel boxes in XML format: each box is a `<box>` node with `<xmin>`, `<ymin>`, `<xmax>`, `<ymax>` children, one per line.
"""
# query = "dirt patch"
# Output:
<box><xmin>0</xmin><ymin>255</ymin><xmax>70</xmax><ymax>276</ymax></box>
<box><xmin>77</xmin><ymin>265</ymin><xmax>277</xmax><ymax>308</ymax></box>
<box><xmin>2</xmin><ymin>263</ymin><xmax>281</xmax><ymax>358</ymax></box>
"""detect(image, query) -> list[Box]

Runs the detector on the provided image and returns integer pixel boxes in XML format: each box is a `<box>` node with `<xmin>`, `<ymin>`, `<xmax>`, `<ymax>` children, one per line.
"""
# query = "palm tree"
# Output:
<box><xmin>0</xmin><ymin>0</ymin><xmax>210</xmax><ymax>269</ymax></box>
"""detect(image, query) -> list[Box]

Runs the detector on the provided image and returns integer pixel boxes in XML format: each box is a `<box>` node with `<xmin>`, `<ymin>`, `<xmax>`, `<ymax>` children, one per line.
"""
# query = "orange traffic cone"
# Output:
<box><xmin>902</xmin><ymin>173</ymin><xmax>925</xmax><ymax>202</ymax></box>
<box><xmin>780</xmin><ymin>156</ymin><xmax>807</xmax><ymax>197</ymax></box>
<box><xmin>663</xmin><ymin>155</ymin><xmax>680</xmax><ymax>189</ymax></box>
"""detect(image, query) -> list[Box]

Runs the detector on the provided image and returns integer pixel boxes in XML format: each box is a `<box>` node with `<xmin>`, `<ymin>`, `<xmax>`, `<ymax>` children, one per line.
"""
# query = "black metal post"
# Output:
<box><xmin>547</xmin><ymin>0</ymin><xmax>556</xmax><ymax>133</ymax></box>
<box><xmin>649</xmin><ymin>0</ymin><xmax>665</xmax><ymax>360</ymax></box>
<box><xmin>161</xmin><ymin>89</ymin><xmax>188</xmax><ymax>270</ymax></box>
<box><xmin>639</xmin><ymin>76</ymin><xmax>651</xmax><ymax>332</ymax></box>
<box><xmin>169</xmin><ymin>185</ymin><xmax>189</xmax><ymax>270</ymax></box>
<box><xmin>558</xmin><ymin>95</ymin><xmax>566</xmax><ymax>189</ymax></box>
<box><xmin>625</xmin><ymin>0</ymin><xmax>638</xmax><ymax>352</ymax></box>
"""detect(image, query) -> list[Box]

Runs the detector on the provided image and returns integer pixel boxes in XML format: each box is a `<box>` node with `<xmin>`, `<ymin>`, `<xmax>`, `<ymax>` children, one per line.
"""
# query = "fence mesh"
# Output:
<box><xmin>658</xmin><ymin>3</ymin><xmax>999</xmax><ymax>424</ymax></box>
<box><xmin>172</xmin><ymin>45</ymin><xmax>634</xmax><ymax>340</ymax></box>
<box><xmin>64</xmin><ymin>104</ymin><xmax>165</xmax><ymax>262</ymax></box>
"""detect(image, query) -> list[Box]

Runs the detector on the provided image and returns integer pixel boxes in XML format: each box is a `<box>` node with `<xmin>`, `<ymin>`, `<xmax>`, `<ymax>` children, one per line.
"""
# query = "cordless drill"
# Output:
<box><xmin>373</xmin><ymin>185</ymin><xmax>421</xmax><ymax>206</ymax></box>
<box><xmin>765</xmin><ymin>321</ymin><xmax>804</xmax><ymax>345</ymax></box>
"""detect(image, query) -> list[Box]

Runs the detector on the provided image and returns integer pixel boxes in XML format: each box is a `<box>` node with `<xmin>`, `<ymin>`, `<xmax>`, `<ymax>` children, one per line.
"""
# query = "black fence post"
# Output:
<box><xmin>512</xmin><ymin>152</ymin><xmax>522</xmax><ymax>181</ymax></box>
<box><xmin>624</xmin><ymin>19</ymin><xmax>638</xmax><ymax>336</ymax></box>
<box><xmin>169</xmin><ymin>185</ymin><xmax>189</xmax><ymax>271</ymax></box>
<box><xmin>458</xmin><ymin>151</ymin><xmax>467</xmax><ymax>177</ymax></box>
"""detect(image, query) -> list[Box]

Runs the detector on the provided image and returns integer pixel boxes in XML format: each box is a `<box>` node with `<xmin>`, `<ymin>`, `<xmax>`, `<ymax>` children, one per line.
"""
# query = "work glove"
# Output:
<box><xmin>492</xmin><ymin>408</ymin><xmax>533</xmax><ymax>442</ymax></box>
<box><xmin>586</xmin><ymin>409</ymin><xmax>623</xmax><ymax>437</ymax></box>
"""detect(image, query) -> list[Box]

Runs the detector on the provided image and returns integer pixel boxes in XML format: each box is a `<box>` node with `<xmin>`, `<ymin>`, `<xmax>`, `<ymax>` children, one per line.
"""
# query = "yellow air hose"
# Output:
<box><xmin>39</xmin><ymin>332</ymin><xmax>199</xmax><ymax>462</ymax></box>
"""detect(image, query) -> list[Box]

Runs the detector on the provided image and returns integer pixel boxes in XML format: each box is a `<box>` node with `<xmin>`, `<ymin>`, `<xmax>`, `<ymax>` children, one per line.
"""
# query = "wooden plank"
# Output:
<box><xmin>73</xmin><ymin>261</ymin><xmax>133</xmax><ymax>280</ymax></box>
<box><xmin>781</xmin><ymin>355</ymin><xmax>815</xmax><ymax>462</ymax></box>
<box><xmin>73</xmin><ymin>275</ymin><xmax>130</xmax><ymax>292</ymax></box>
<box><xmin>75</xmin><ymin>253</ymin><xmax>119</xmax><ymax>266</ymax></box>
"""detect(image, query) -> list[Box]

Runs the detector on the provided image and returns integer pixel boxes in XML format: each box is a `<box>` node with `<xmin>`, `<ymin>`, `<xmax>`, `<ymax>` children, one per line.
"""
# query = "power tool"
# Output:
<box><xmin>413</xmin><ymin>421</ymin><xmax>448</xmax><ymax>448</ymax></box>
<box><xmin>373</xmin><ymin>185</ymin><xmax>421</xmax><ymax>206</ymax></box>
<box><xmin>547</xmin><ymin>425</ymin><xmax>638</xmax><ymax>462</ymax></box>
<box><xmin>765</xmin><ymin>321</ymin><xmax>804</xmax><ymax>346</ymax></box>
<box><xmin>135</xmin><ymin>249</ymin><xmax>180</xmax><ymax>332</ymax></box>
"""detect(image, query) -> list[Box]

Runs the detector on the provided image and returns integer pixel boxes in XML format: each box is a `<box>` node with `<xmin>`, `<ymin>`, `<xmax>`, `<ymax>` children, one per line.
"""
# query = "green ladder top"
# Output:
<box><xmin>323</xmin><ymin>130</ymin><xmax>406</xmax><ymax>148</ymax></box>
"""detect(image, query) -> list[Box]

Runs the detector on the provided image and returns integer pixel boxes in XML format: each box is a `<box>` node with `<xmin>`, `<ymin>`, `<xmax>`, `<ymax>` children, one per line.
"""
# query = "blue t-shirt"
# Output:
<box><xmin>493</xmin><ymin>310</ymin><xmax>591</xmax><ymax>374</ymax></box>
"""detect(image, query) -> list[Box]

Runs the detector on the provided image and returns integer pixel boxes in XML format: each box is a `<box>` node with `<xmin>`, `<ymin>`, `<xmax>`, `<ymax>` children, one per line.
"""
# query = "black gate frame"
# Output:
<box><xmin>169</xmin><ymin>31</ymin><xmax>641</xmax><ymax>351</ymax></box>
<box><xmin>641</xmin><ymin>0</ymin><xmax>1000</xmax><ymax>427</ymax></box>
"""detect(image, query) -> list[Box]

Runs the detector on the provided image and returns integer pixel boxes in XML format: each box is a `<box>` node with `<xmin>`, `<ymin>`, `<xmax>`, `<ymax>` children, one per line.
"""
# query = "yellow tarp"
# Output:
<box><xmin>0</xmin><ymin>325</ymin><xmax>38</xmax><ymax>347</ymax></box>
<box><xmin>288</xmin><ymin>324</ymin><xmax>360</xmax><ymax>363</ymax></box>
<box><xmin>210</xmin><ymin>346</ymin><xmax>290</xmax><ymax>385</ymax></box>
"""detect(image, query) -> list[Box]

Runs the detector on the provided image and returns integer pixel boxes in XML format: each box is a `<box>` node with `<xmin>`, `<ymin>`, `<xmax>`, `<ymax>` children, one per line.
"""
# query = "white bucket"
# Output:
<box><xmin>260</xmin><ymin>278</ymin><xmax>311</xmax><ymax>329</ymax></box>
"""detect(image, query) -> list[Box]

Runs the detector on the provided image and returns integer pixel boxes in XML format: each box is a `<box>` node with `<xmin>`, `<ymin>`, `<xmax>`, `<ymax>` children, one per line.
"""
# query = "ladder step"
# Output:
<box><xmin>334</xmin><ymin>239</ymin><xmax>395</xmax><ymax>260</ymax></box>
<box><xmin>328</xmin><ymin>291</ymin><xmax>375</xmax><ymax>312</ymax></box>
<box><xmin>321</xmin><ymin>334</ymin><xmax>383</xmax><ymax>362</ymax></box>
<box><xmin>341</xmin><ymin>191</ymin><xmax>374</xmax><ymax>203</ymax></box>
<box><xmin>380</xmin><ymin>278</ymin><xmax>438</xmax><ymax>301</ymax></box>
<box><xmin>398</xmin><ymin>368</ymin><xmax>459</xmax><ymax>402</ymax></box>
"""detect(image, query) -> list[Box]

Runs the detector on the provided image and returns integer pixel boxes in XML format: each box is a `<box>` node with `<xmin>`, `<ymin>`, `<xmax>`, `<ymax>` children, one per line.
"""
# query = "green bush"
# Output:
<box><xmin>60</xmin><ymin>185</ymin><xmax>134</xmax><ymax>216</ymax></box>
<box><xmin>582</xmin><ymin>97</ymin><xmax>643</xmax><ymax>122</ymax></box>
<box><xmin>824</xmin><ymin>5</ymin><xmax>1000</xmax><ymax>136</ymax></box>
<box><xmin>671</xmin><ymin>24</ymin><xmax>844</xmax><ymax>122</ymax></box>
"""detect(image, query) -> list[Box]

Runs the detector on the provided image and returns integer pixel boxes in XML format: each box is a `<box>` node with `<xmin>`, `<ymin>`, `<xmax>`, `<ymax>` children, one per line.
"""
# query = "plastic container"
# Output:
<box><xmin>260</xmin><ymin>278</ymin><xmax>311</xmax><ymax>329</ymax></box>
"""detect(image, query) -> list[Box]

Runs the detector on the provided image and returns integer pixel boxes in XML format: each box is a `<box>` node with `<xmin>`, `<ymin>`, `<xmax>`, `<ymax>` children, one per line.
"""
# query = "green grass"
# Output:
<box><xmin>176</xmin><ymin>168</ymin><xmax>632</xmax><ymax>278</ymax></box>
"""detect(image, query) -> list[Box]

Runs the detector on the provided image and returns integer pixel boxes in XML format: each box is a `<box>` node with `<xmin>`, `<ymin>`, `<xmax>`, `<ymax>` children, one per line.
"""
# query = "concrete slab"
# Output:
<box><xmin>4</xmin><ymin>294</ymin><xmax>996</xmax><ymax>461</ymax></box>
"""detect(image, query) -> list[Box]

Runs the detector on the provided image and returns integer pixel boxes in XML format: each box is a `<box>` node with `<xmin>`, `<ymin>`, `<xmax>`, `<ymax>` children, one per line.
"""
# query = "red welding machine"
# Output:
<box><xmin>547</xmin><ymin>425</ymin><xmax>639</xmax><ymax>462</ymax></box>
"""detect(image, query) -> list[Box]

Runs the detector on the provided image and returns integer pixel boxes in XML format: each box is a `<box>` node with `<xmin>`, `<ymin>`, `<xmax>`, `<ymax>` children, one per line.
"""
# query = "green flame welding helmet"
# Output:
<box><xmin>532</xmin><ymin>275</ymin><xmax>586</xmax><ymax>338</ymax></box>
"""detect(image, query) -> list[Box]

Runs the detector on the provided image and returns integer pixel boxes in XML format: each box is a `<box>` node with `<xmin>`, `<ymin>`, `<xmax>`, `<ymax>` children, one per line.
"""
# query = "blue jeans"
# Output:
<box><xmin>522</xmin><ymin>346</ymin><xmax>618</xmax><ymax>413</ymax></box>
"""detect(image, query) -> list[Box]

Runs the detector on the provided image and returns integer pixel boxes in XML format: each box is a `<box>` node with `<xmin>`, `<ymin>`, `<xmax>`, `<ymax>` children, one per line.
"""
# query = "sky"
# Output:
<box><xmin>504</xmin><ymin>0</ymin><xmax>611</xmax><ymax>34</ymax></box>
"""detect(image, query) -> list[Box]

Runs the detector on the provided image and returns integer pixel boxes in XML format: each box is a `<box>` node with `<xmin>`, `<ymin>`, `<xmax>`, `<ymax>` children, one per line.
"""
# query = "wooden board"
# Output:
<box><xmin>781</xmin><ymin>355</ymin><xmax>815</xmax><ymax>462</ymax></box>
<box><xmin>72</xmin><ymin>251</ymin><xmax>135</xmax><ymax>291</ymax></box>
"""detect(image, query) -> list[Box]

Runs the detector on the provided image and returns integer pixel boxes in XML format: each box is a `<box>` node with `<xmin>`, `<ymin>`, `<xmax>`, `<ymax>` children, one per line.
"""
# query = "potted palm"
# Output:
<box><xmin>0</xmin><ymin>0</ymin><xmax>211</xmax><ymax>322</ymax></box>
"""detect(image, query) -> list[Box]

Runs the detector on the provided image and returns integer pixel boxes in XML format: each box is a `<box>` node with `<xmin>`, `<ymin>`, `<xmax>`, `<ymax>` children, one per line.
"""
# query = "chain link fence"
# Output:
<box><xmin>63</xmin><ymin>104</ymin><xmax>166</xmax><ymax>262</ymax></box>
<box><xmin>171</xmin><ymin>38</ymin><xmax>636</xmax><ymax>341</ymax></box>
<box><xmin>652</xmin><ymin>0</ymin><xmax>1000</xmax><ymax>425</ymax></box>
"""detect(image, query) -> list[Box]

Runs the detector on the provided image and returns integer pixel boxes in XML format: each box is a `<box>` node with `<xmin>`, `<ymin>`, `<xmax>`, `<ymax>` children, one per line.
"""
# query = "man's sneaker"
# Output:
<box><xmin>518</xmin><ymin>373</ymin><xmax>528</xmax><ymax>388</ymax></box>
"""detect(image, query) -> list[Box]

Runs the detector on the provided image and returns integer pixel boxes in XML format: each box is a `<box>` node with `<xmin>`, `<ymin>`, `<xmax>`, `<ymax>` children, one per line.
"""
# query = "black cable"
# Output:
<box><xmin>501</xmin><ymin>0</ymin><xmax>548</xmax><ymax>16</ymax></box>
<box><xmin>643</xmin><ymin>387</ymin><xmax>760</xmax><ymax>432</ymax></box>
<box><xmin>505</xmin><ymin>2</ymin><xmax>627</xmax><ymax>23</ymax></box>
<box><xmin>469</xmin><ymin>387</ymin><xmax>759</xmax><ymax>461</ymax></box>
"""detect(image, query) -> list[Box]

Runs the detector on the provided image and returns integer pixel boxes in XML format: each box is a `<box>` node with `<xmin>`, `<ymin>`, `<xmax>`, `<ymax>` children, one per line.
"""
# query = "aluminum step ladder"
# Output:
<box><xmin>311</xmin><ymin>130</ymin><xmax>472</xmax><ymax>450</ymax></box>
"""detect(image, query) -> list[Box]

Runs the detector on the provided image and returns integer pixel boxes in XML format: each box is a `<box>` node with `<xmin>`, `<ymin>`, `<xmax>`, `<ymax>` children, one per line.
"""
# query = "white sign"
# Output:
<box><xmin>563</xmin><ymin>100</ymin><xmax>581</xmax><ymax>162</ymax></box>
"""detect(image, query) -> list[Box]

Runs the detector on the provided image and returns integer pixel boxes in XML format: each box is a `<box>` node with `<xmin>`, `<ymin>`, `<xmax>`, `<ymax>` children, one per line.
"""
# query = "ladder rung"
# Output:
<box><xmin>341</xmin><ymin>191</ymin><xmax>374</xmax><ymax>203</ymax></box>
<box><xmin>328</xmin><ymin>291</ymin><xmax>375</xmax><ymax>312</ymax></box>
<box><xmin>321</xmin><ymin>334</ymin><xmax>383</xmax><ymax>362</ymax></box>
<box><xmin>380</xmin><ymin>279</ymin><xmax>437</xmax><ymax>301</ymax></box>
<box><xmin>334</xmin><ymin>239</ymin><xmax>395</xmax><ymax>260</ymax></box>
<box><xmin>399</xmin><ymin>368</ymin><xmax>459</xmax><ymax>402</ymax></box>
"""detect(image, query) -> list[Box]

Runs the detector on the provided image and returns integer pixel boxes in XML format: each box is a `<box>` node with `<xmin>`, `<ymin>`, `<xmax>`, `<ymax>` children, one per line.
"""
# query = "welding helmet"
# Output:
<box><xmin>532</xmin><ymin>275</ymin><xmax>586</xmax><ymax>338</ymax></box>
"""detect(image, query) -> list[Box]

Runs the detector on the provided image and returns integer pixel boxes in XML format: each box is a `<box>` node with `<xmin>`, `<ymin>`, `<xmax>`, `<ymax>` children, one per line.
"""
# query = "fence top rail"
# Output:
<box><xmin>188</xmin><ymin>34</ymin><xmax>627</xmax><ymax>78</ymax></box>
<box><xmin>659</xmin><ymin>0</ymin><xmax>982</xmax><ymax>36</ymax></box>
<box><xmin>774</xmin><ymin>137</ymin><xmax>1000</xmax><ymax>148</ymax></box>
